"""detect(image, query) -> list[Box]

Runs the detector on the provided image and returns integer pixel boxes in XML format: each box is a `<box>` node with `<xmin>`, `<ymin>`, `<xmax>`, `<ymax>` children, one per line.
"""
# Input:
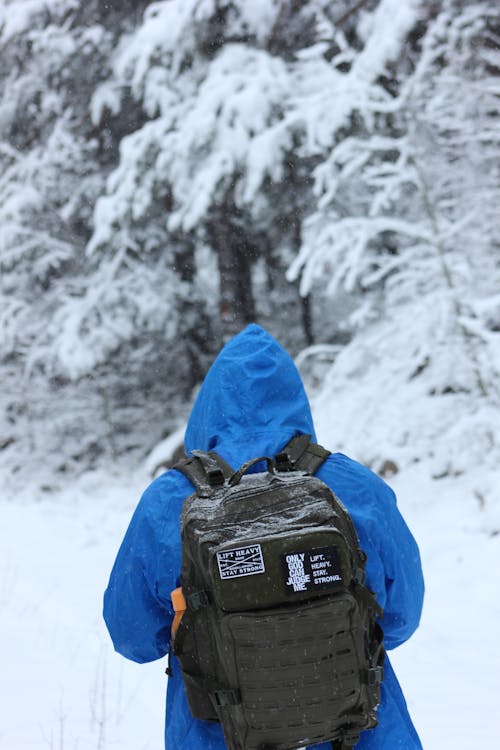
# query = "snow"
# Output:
<box><xmin>0</xmin><ymin>0</ymin><xmax>69</xmax><ymax>43</ymax></box>
<box><xmin>351</xmin><ymin>0</ymin><xmax>420</xmax><ymax>82</ymax></box>
<box><xmin>389</xmin><ymin>465</ymin><xmax>500</xmax><ymax>748</ymax></box>
<box><xmin>144</xmin><ymin>424</ymin><xmax>186</xmax><ymax>476</ymax></box>
<box><xmin>0</xmin><ymin>468</ymin><xmax>164</xmax><ymax>750</ymax></box>
<box><xmin>90</xmin><ymin>82</ymin><xmax>122</xmax><ymax>127</ymax></box>
<box><xmin>1</xmin><ymin>439</ymin><xmax>499</xmax><ymax>749</ymax></box>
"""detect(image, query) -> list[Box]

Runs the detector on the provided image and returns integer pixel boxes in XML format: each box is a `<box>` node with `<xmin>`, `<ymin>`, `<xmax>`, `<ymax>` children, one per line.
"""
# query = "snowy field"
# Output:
<box><xmin>1</xmin><ymin>459</ymin><xmax>499</xmax><ymax>750</ymax></box>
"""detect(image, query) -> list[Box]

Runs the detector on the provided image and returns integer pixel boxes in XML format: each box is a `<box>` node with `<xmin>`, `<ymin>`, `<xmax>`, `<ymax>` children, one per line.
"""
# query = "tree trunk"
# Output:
<box><xmin>208</xmin><ymin>207</ymin><xmax>256</xmax><ymax>342</ymax></box>
<box><xmin>292</xmin><ymin>216</ymin><xmax>314</xmax><ymax>345</ymax></box>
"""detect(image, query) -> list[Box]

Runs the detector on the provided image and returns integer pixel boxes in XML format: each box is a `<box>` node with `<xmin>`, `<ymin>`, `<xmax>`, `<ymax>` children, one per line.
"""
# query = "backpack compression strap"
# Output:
<box><xmin>276</xmin><ymin>434</ymin><xmax>331</xmax><ymax>474</ymax></box>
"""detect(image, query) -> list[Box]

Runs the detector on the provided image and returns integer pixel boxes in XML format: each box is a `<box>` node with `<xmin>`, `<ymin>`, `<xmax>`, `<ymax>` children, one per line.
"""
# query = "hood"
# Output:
<box><xmin>184</xmin><ymin>324</ymin><xmax>316</xmax><ymax>469</ymax></box>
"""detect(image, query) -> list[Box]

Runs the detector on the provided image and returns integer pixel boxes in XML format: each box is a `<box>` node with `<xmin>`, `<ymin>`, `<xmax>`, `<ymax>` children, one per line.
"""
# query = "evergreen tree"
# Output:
<box><xmin>0</xmin><ymin>0</ymin><xmax>169</xmax><ymax>474</ymax></box>
<box><xmin>302</xmin><ymin>0</ymin><xmax>500</xmax><ymax>473</ymax></box>
<box><xmin>1</xmin><ymin>0</ymin><xmax>497</xmax><ymax>480</ymax></box>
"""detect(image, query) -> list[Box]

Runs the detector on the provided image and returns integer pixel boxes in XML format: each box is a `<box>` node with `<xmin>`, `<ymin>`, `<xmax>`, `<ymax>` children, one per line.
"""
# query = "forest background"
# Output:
<box><xmin>0</xmin><ymin>1</ymin><xmax>500</xmax><ymax>749</ymax></box>
<box><xmin>1</xmin><ymin>0</ymin><xmax>499</xmax><ymax>482</ymax></box>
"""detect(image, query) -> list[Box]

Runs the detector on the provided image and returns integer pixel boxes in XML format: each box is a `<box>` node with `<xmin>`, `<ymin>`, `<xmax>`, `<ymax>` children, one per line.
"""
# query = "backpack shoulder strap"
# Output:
<box><xmin>174</xmin><ymin>450</ymin><xmax>234</xmax><ymax>496</ymax></box>
<box><xmin>276</xmin><ymin>434</ymin><xmax>331</xmax><ymax>475</ymax></box>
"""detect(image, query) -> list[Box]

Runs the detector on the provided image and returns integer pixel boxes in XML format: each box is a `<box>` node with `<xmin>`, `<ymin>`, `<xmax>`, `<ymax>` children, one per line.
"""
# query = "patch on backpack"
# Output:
<box><xmin>282</xmin><ymin>545</ymin><xmax>343</xmax><ymax>594</ymax></box>
<box><xmin>216</xmin><ymin>544</ymin><xmax>265</xmax><ymax>579</ymax></box>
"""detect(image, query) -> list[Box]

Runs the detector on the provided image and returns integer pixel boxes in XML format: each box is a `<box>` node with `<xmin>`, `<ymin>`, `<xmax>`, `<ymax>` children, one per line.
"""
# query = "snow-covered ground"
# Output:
<box><xmin>0</xmin><ymin>468</ymin><xmax>164</xmax><ymax>750</ymax></box>
<box><xmin>1</xmin><ymin>459</ymin><xmax>499</xmax><ymax>749</ymax></box>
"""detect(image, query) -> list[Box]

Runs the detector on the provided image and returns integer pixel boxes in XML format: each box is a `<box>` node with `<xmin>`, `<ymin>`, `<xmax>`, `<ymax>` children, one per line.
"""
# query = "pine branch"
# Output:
<box><xmin>330</xmin><ymin>0</ymin><xmax>376</xmax><ymax>29</ymax></box>
<box><xmin>410</xmin><ymin>154</ymin><xmax>490</xmax><ymax>399</ymax></box>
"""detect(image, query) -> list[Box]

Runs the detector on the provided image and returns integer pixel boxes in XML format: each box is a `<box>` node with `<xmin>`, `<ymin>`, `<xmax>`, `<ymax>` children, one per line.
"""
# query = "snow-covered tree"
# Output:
<box><xmin>299</xmin><ymin>0</ymin><xmax>500</xmax><ymax>474</ymax></box>
<box><xmin>2</xmin><ymin>0</ymin><xmax>498</xmax><ymax>481</ymax></box>
<box><xmin>0</xmin><ymin>0</ymin><xmax>173</xmax><ymax>475</ymax></box>
<box><xmin>63</xmin><ymin>0</ymin><xmax>420</xmax><ymax>361</ymax></box>
<box><xmin>4</xmin><ymin>0</ymin><xmax>420</xmax><ymax>390</ymax></box>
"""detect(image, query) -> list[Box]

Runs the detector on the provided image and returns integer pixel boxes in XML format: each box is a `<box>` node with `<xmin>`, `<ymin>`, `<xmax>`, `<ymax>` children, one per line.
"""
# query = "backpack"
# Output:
<box><xmin>171</xmin><ymin>435</ymin><xmax>385</xmax><ymax>750</ymax></box>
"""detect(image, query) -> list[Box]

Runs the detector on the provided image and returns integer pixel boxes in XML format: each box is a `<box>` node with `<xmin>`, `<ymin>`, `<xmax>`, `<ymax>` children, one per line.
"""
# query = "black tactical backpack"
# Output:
<box><xmin>171</xmin><ymin>435</ymin><xmax>384</xmax><ymax>750</ymax></box>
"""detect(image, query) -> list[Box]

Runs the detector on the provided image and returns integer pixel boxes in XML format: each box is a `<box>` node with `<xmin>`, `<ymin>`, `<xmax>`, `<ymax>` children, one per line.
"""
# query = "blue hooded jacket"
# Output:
<box><xmin>104</xmin><ymin>324</ymin><xmax>424</xmax><ymax>750</ymax></box>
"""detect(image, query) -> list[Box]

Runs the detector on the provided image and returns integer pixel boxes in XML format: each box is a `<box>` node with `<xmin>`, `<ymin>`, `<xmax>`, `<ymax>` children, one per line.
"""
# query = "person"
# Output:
<box><xmin>104</xmin><ymin>323</ymin><xmax>424</xmax><ymax>750</ymax></box>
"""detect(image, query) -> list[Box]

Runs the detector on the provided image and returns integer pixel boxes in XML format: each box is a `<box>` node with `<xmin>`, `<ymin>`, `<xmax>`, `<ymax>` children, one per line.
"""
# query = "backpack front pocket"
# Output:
<box><xmin>216</xmin><ymin>595</ymin><xmax>371</xmax><ymax>750</ymax></box>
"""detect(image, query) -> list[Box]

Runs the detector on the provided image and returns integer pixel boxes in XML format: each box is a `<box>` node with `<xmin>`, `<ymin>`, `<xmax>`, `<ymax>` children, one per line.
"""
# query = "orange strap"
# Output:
<box><xmin>171</xmin><ymin>587</ymin><xmax>186</xmax><ymax>639</ymax></box>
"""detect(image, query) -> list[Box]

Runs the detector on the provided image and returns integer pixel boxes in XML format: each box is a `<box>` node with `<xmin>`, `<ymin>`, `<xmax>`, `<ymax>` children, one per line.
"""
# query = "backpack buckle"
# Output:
<box><xmin>188</xmin><ymin>590</ymin><xmax>209</xmax><ymax>610</ymax></box>
<box><xmin>275</xmin><ymin>452</ymin><xmax>293</xmax><ymax>472</ymax></box>
<box><xmin>353</xmin><ymin>567</ymin><xmax>365</xmax><ymax>585</ymax></box>
<box><xmin>207</xmin><ymin>467</ymin><xmax>225</xmax><ymax>486</ymax></box>
<box><xmin>213</xmin><ymin>689</ymin><xmax>241</xmax><ymax>707</ymax></box>
<box><xmin>366</xmin><ymin>666</ymin><xmax>384</xmax><ymax>685</ymax></box>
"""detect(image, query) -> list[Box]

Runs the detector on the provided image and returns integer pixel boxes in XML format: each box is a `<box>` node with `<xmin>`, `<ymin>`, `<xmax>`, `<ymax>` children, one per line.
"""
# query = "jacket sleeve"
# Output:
<box><xmin>317</xmin><ymin>455</ymin><xmax>424</xmax><ymax>651</ymax></box>
<box><xmin>369</xmin><ymin>475</ymin><xmax>425</xmax><ymax>650</ymax></box>
<box><xmin>103</xmin><ymin>470</ymin><xmax>190</xmax><ymax>664</ymax></box>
